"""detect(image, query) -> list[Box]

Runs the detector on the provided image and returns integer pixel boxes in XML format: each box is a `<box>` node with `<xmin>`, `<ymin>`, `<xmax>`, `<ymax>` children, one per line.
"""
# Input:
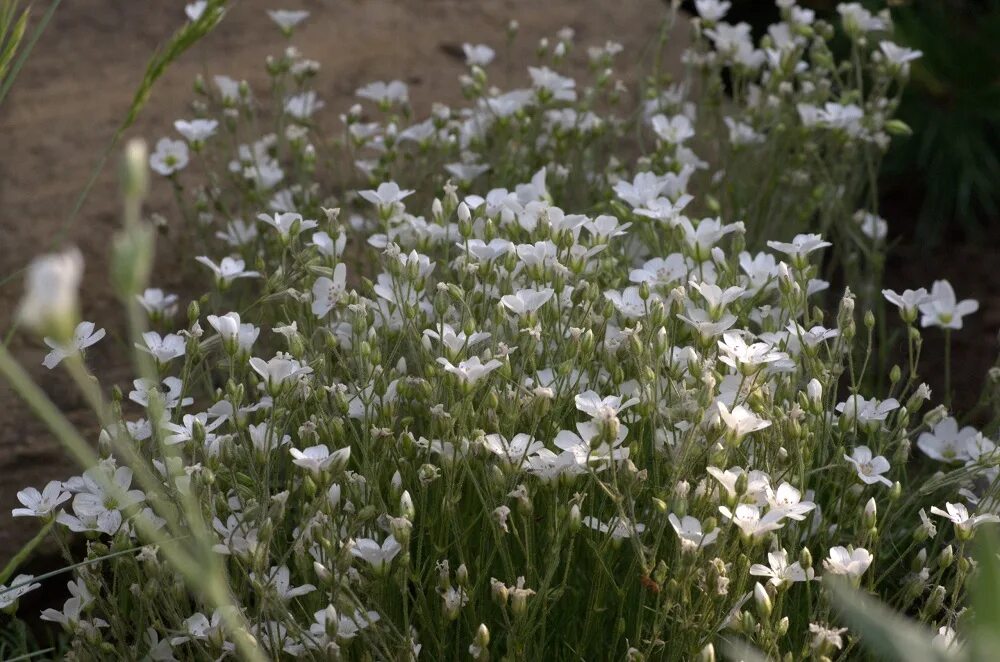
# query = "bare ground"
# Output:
<box><xmin>0</xmin><ymin>0</ymin><xmax>682</xmax><ymax>561</ymax></box>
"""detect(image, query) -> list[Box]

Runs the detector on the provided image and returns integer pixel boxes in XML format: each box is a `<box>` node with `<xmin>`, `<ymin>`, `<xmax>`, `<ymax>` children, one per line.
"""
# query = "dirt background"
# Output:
<box><xmin>0</xmin><ymin>0</ymin><xmax>684</xmax><ymax>562</ymax></box>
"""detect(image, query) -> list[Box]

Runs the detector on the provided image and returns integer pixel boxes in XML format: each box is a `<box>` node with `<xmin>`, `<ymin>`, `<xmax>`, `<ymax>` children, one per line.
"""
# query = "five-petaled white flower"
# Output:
<box><xmin>356</xmin><ymin>80</ymin><xmax>409</xmax><ymax>105</ymax></box>
<box><xmin>311</xmin><ymin>263</ymin><xmax>348</xmax><ymax>317</ymax></box>
<box><xmin>289</xmin><ymin>445</ymin><xmax>350</xmax><ymax>476</ymax></box>
<box><xmin>463</xmin><ymin>43</ymin><xmax>496</xmax><ymax>67</ymax></box>
<box><xmin>882</xmin><ymin>288</ymin><xmax>929</xmax><ymax>324</ymax></box>
<box><xmin>267</xmin><ymin>9</ymin><xmax>310</xmax><ymax>32</ymax></box>
<box><xmin>582</xmin><ymin>516</ymin><xmax>645</xmax><ymax>540</ymax></box>
<box><xmin>823</xmin><ymin>546</ymin><xmax>873</xmax><ymax>581</ymax></box>
<box><xmin>196</xmin><ymin>256</ymin><xmax>261</xmax><ymax>285</ymax></box>
<box><xmin>137</xmin><ymin>331</ymin><xmax>186</xmax><ymax>364</ymax></box>
<box><xmin>844</xmin><ymin>446</ymin><xmax>892</xmax><ymax>487</ymax></box>
<box><xmin>359</xmin><ymin>182</ymin><xmax>414</xmax><ymax>211</ymax></box>
<box><xmin>668</xmin><ymin>514</ymin><xmax>719</xmax><ymax>552</ymax></box>
<box><xmin>136</xmin><ymin>288</ymin><xmax>179</xmax><ymax>318</ymax></box>
<box><xmin>257</xmin><ymin>212</ymin><xmax>318</xmax><ymax>238</ymax></box>
<box><xmin>42</xmin><ymin>320</ymin><xmax>105</xmax><ymax>369</ymax></box>
<box><xmin>252</xmin><ymin>565</ymin><xmax>316</xmax><ymax>601</ymax></box>
<box><xmin>718</xmin><ymin>503</ymin><xmax>785</xmax><ymax>538</ymax></box>
<box><xmin>0</xmin><ymin>575</ymin><xmax>41</xmax><ymax>609</ymax></box>
<box><xmin>12</xmin><ymin>480</ymin><xmax>71</xmax><ymax>518</ymax></box>
<box><xmin>917</xmin><ymin>417</ymin><xmax>978</xmax><ymax>463</ymax></box>
<box><xmin>750</xmin><ymin>549</ymin><xmax>814</xmax><ymax>587</ymax></box>
<box><xmin>149</xmin><ymin>138</ymin><xmax>189</xmax><ymax>176</ymax></box>
<box><xmin>436</xmin><ymin>356</ymin><xmax>503</xmax><ymax>384</ymax></box>
<box><xmin>174</xmin><ymin>119</ymin><xmax>218</xmax><ymax>144</ymax></box>
<box><xmin>502</xmin><ymin>288</ymin><xmax>554</xmax><ymax>316</ymax></box>
<box><xmin>250</xmin><ymin>353</ymin><xmax>313</xmax><ymax>391</ymax></box>
<box><xmin>350</xmin><ymin>535</ymin><xmax>402</xmax><ymax>572</ymax></box>
<box><xmin>929</xmin><ymin>502</ymin><xmax>1000</xmax><ymax>535</ymax></box>
<box><xmin>919</xmin><ymin>280</ymin><xmax>978</xmax><ymax>330</ymax></box>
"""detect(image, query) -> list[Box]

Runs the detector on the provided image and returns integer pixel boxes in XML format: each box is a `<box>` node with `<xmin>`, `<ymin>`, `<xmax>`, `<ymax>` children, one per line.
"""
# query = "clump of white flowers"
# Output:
<box><xmin>5</xmin><ymin>3</ymin><xmax>998</xmax><ymax>661</ymax></box>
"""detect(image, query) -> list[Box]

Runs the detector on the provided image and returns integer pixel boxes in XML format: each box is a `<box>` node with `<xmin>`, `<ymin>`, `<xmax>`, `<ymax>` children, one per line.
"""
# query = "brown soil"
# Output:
<box><xmin>0</xmin><ymin>1</ymin><xmax>684</xmax><ymax>562</ymax></box>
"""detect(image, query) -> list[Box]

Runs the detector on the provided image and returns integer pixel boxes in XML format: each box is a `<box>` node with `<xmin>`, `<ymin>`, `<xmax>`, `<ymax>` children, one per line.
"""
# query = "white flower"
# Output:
<box><xmin>311</xmin><ymin>263</ymin><xmax>348</xmax><ymax>317</ymax></box>
<box><xmin>18</xmin><ymin>247</ymin><xmax>84</xmax><ymax>334</ymax></box>
<box><xmin>766</xmin><ymin>233</ymin><xmax>831</xmax><ymax>263</ymax></box>
<box><xmin>650</xmin><ymin>113</ymin><xmax>695</xmax><ymax>145</ymax></box>
<box><xmin>483</xmin><ymin>434</ymin><xmax>544</xmax><ymax>464</ymax></box>
<box><xmin>128</xmin><ymin>376</ymin><xmax>192</xmax><ymax>409</ymax></box>
<box><xmin>436</xmin><ymin>356</ymin><xmax>503</xmax><ymax>384</ymax></box>
<box><xmin>267</xmin><ymin>9</ymin><xmax>309</xmax><ymax>31</ymax></box>
<box><xmin>844</xmin><ymin>446</ymin><xmax>892</xmax><ymax>487</ymax></box>
<box><xmin>750</xmin><ymin>549</ymin><xmax>814</xmax><ymax>587</ymax></box>
<box><xmin>718</xmin><ymin>503</ymin><xmax>785</xmax><ymax>538</ymax></box>
<box><xmin>855</xmin><ymin>211</ymin><xmax>888</xmax><ymax>242</ymax></box>
<box><xmin>0</xmin><ymin>575</ymin><xmax>41</xmax><ymax>609</ymax></box>
<box><xmin>350</xmin><ymin>535</ymin><xmax>402</xmax><ymax>572</ymax></box>
<box><xmin>528</xmin><ymin>66</ymin><xmax>576</xmax><ymax>101</ymax></box>
<box><xmin>668</xmin><ymin>514</ymin><xmax>719</xmax><ymax>551</ymax></box>
<box><xmin>717</xmin><ymin>332</ymin><xmax>787</xmax><ymax>375</ymax></box>
<box><xmin>309</xmin><ymin>607</ymin><xmax>380</xmax><ymax>641</ymax></box>
<box><xmin>284</xmin><ymin>91</ymin><xmax>324</xmax><ymax>120</ymax></box>
<box><xmin>882</xmin><ymin>287</ymin><xmax>929</xmax><ymax>323</ymax></box>
<box><xmin>250</xmin><ymin>354</ymin><xmax>313</xmax><ymax>390</ymax></box>
<box><xmin>42</xmin><ymin>321</ymin><xmax>105</xmax><ymax>369</ymax></box>
<box><xmin>423</xmin><ymin>324</ymin><xmax>491</xmax><ymax>355</ymax></box>
<box><xmin>252</xmin><ymin>565</ymin><xmax>316</xmax><ymax>601</ymax></box>
<box><xmin>823</xmin><ymin>546</ymin><xmax>873</xmax><ymax>580</ymax></box>
<box><xmin>629</xmin><ymin>255</ymin><xmax>688</xmax><ymax>287</ymax></box>
<box><xmin>289</xmin><ymin>445</ymin><xmax>350</xmax><ymax>476</ymax></box>
<box><xmin>216</xmin><ymin>219</ymin><xmax>258</xmax><ymax>247</ymax></box>
<box><xmin>678</xmin><ymin>308</ymin><xmax>738</xmax><ymax>340</ymax></box>
<box><xmin>174</xmin><ymin>118</ymin><xmax>218</xmax><ymax>143</ymax></box>
<box><xmin>136</xmin><ymin>288</ymin><xmax>179</xmax><ymax>317</ymax></box>
<box><xmin>809</xmin><ymin>623</ymin><xmax>848</xmax><ymax>653</ymax></box>
<box><xmin>714</xmin><ymin>401</ymin><xmax>771</xmax><ymax>440</ymax></box>
<box><xmin>575</xmin><ymin>390</ymin><xmax>639</xmax><ymax>421</ymax></box>
<box><xmin>582</xmin><ymin>516</ymin><xmax>644</xmax><ymax>540</ymax></box>
<box><xmin>554</xmin><ymin>423</ymin><xmax>629</xmax><ymax>469</ymax></box>
<box><xmin>359</xmin><ymin>181</ymin><xmax>414</xmax><ymax>209</ymax></box>
<box><xmin>196</xmin><ymin>256</ymin><xmax>261</xmax><ymax>284</ymax></box>
<box><xmin>257</xmin><ymin>211</ymin><xmax>318</xmax><ymax>238</ymax></box>
<box><xmin>149</xmin><ymin>138</ymin><xmax>189</xmax><ymax>176</ymax></box>
<box><xmin>356</xmin><ymin>80</ymin><xmax>409</xmax><ymax>105</ymax></box>
<box><xmin>463</xmin><ymin>43</ymin><xmax>495</xmax><ymax>67</ymax></box>
<box><xmin>604</xmin><ymin>287</ymin><xmax>650</xmax><ymax>319</ymax></box>
<box><xmin>929</xmin><ymin>502</ymin><xmax>1000</xmax><ymax>534</ymax></box>
<box><xmin>838</xmin><ymin>3</ymin><xmax>888</xmax><ymax>34</ymax></box>
<box><xmin>501</xmin><ymin>288</ymin><xmax>554</xmax><ymax>316</ymax></box>
<box><xmin>836</xmin><ymin>395</ymin><xmax>899</xmax><ymax>427</ymax></box>
<box><xmin>694</xmin><ymin>0</ymin><xmax>731</xmax><ymax>22</ymax></box>
<box><xmin>312</xmin><ymin>231</ymin><xmax>346</xmax><ymax>258</ymax></box>
<box><xmin>917</xmin><ymin>417</ymin><xmax>978</xmax><ymax>463</ymax></box>
<box><xmin>879</xmin><ymin>41</ymin><xmax>922</xmax><ymax>72</ymax></box>
<box><xmin>137</xmin><ymin>331</ymin><xmax>186</xmax><ymax>364</ymax></box>
<box><xmin>185</xmin><ymin>1</ymin><xmax>207</xmax><ymax>21</ymax></box>
<box><xmin>766</xmin><ymin>483</ymin><xmax>817</xmax><ymax>521</ymax></box>
<box><xmin>919</xmin><ymin>280</ymin><xmax>978</xmax><ymax>330</ymax></box>
<box><xmin>12</xmin><ymin>481</ymin><xmax>71</xmax><ymax>518</ymax></box>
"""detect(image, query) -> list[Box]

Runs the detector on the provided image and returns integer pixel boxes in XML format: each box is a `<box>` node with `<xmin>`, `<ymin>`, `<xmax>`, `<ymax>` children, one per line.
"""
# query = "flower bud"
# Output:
<box><xmin>753</xmin><ymin>582</ymin><xmax>772</xmax><ymax>620</ymax></box>
<box><xmin>863</xmin><ymin>498</ymin><xmax>877</xmax><ymax>528</ymax></box>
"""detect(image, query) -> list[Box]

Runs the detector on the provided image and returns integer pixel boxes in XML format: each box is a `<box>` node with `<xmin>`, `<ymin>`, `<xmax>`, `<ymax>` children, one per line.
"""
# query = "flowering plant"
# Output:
<box><xmin>2</xmin><ymin>3</ymin><xmax>997</xmax><ymax>661</ymax></box>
